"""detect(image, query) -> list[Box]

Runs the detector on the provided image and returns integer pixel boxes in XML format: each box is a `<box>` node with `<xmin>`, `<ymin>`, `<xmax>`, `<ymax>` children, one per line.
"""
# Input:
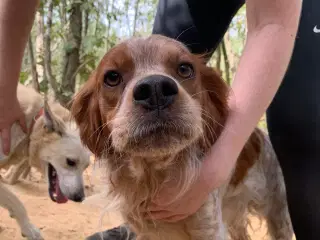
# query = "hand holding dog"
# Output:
<box><xmin>0</xmin><ymin>95</ymin><xmax>27</xmax><ymax>155</ymax></box>
<box><xmin>145</xmin><ymin>136</ymin><xmax>238</xmax><ymax>222</ymax></box>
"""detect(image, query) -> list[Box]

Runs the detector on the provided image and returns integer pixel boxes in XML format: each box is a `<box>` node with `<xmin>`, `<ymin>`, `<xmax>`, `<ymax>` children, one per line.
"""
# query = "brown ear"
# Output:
<box><xmin>198</xmin><ymin>63</ymin><xmax>229</xmax><ymax>149</ymax></box>
<box><xmin>70</xmin><ymin>72</ymin><xmax>110</xmax><ymax>158</ymax></box>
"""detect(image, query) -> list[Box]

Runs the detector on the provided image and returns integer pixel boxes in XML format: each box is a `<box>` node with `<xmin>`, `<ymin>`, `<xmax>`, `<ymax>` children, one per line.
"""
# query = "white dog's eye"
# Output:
<box><xmin>66</xmin><ymin>158</ymin><xmax>76</xmax><ymax>167</ymax></box>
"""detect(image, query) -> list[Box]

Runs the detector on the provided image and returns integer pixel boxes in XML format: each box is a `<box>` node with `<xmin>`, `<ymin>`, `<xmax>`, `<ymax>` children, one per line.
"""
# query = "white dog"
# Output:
<box><xmin>0</xmin><ymin>84</ymin><xmax>91</xmax><ymax>240</ymax></box>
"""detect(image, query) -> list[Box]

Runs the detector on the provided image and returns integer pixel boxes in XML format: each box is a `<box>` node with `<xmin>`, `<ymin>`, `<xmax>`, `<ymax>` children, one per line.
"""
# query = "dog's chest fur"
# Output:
<box><xmin>106</xmin><ymin>129</ymin><xmax>276</xmax><ymax>240</ymax></box>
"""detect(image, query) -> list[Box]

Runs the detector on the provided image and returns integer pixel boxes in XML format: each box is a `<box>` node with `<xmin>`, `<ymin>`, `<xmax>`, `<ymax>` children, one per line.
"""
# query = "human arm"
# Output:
<box><xmin>147</xmin><ymin>0</ymin><xmax>302</xmax><ymax>221</ymax></box>
<box><xmin>201</xmin><ymin>0</ymin><xmax>302</xmax><ymax>189</ymax></box>
<box><xmin>0</xmin><ymin>0</ymin><xmax>39</xmax><ymax>155</ymax></box>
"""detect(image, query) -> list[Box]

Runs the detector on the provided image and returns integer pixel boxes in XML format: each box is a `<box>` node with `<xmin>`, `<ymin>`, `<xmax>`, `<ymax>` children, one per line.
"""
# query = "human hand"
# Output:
<box><xmin>0</xmin><ymin>95</ymin><xmax>27</xmax><ymax>155</ymax></box>
<box><xmin>144</xmin><ymin>172</ymin><xmax>211</xmax><ymax>222</ymax></box>
<box><xmin>144</xmin><ymin>139</ymin><xmax>238</xmax><ymax>222</ymax></box>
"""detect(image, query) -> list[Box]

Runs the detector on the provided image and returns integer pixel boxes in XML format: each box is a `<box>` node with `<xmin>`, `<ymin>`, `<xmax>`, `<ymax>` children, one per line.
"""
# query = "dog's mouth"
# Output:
<box><xmin>48</xmin><ymin>163</ymin><xmax>68</xmax><ymax>204</ymax></box>
<box><xmin>120</xmin><ymin>118</ymin><xmax>200</xmax><ymax>157</ymax></box>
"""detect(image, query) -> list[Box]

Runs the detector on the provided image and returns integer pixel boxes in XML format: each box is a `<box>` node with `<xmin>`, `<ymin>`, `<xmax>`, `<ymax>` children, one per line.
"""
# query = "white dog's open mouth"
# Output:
<box><xmin>48</xmin><ymin>163</ymin><xmax>68</xmax><ymax>204</ymax></box>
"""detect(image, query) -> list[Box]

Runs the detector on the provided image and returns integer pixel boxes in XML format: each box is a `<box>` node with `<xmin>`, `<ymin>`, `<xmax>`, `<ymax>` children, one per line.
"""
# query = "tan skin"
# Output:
<box><xmin>0</xmin><ymin>0</ymin><xmax>301</xmax><ymax>223</ymax></box>
<box><xmin>0</xmin><ymin>0</ymin><xmax>39</xmax><ymax>155</ymax></box>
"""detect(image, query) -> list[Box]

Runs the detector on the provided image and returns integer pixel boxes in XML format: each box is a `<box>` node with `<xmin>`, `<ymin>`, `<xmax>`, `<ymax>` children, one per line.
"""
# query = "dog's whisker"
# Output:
<box><xmin>175</xmin><ymin>25</ymin><xmax>196</xmax><ymax>41</ymax></box>
<box><xmin>190</xmin><ymin>89</ymin><xmax>221</xmax><ymax>98</ymax></box>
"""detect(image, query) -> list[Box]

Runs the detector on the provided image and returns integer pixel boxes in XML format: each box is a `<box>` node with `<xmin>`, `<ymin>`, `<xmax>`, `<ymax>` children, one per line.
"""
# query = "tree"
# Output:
<box><xmin>59</xmin><ymin>0</ymin><xmax>83</xmax><ymax>106</ymax></box>
<box><xmin>27</xmin><ymin>36</ymin><xmax>40</xmax><ymax>92</ymax></box>
<box><xmin>20</xmin><ymin>0</ymin><xmax>248</xmax><ymax>110</ymax></box>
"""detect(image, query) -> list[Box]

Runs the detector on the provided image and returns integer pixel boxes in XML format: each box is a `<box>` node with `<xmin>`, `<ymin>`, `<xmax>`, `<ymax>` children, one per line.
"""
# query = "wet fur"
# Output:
<box><xmin>72</xmin><ymin>35</ymin><xmax>293</xmax><ymax>240</ymax></box>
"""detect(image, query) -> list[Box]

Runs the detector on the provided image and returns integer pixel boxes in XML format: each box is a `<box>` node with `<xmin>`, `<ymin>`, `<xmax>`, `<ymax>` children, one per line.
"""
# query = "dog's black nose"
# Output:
<box><xmin>133</xmin><ymin>75</ymin><xmax>178</xmax><ymax>111</ymax></box>
<box><xmin>71</xmin><ymin>192</ymin><xmax>85</xmax><ymax>202</ymax></box>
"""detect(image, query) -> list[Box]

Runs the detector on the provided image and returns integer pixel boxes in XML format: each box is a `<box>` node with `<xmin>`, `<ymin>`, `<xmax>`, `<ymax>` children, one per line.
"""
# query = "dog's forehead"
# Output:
<box><xmin>60</xmin><ymin>129</ymin><xmax>90</xmax><ymax>156</ymax></box>
<box><xmin>123</xmin><ymin>36</ymin><xmax>190</xmax><ymax>67</ymax></box>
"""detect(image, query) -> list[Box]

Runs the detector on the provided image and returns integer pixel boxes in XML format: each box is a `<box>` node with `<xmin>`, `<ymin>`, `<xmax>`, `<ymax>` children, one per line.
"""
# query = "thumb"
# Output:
<box><xmin>19</xmin><ymin>115</ymin><xmax>28</xmax><ymax>134</ymax></box>
<box><xmin>1</xmin><ymin>128</ymin><xmax>11</xmax><ymax>156</ymax></box>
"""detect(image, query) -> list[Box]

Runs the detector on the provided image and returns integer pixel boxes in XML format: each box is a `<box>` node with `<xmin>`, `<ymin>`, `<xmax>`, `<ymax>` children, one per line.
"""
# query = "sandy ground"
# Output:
<box><xmin>0</xmin><ymin>159</ymin><xmax>125</xmax><ymax>240</ymax></box>
<box><xmin>0</xmin><ymin>158</ymin><xmax>271</xmax><ymax>240</ymax></box>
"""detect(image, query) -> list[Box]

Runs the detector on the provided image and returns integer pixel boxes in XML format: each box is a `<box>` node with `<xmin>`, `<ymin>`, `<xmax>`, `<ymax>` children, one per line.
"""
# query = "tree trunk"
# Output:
<box><xmin>60</xmin><ymin>0</ymin><xmax>83</xmax><ymax>107</ymax></box>
<box><xmin>132</xmin><ymin>0</ymin><xmax>141</xmax><ymax>36</ymax></box>
<box><xmin>221</xmin><ymin>39</ymin><xmax>231</xmax><ymax>85</ymax></box>
<box><xmin>44</xmin><ymin>0</ymin><xmax>59</xmax><ymax>95</ymax></box>
<box><xmin>60</xmin><ymin>0</ymin><xmax>67</xmax><ymax>28</ymax></box>
<box><xmin>94</xmin><ymin>2</ymin><xmax>100</xmax><ymax>36</ymax></box>
<box><xmin>224</xmin><ymin>32</ymin><xmax>236</xmax><ymax>77</ymax></box>
<box><xmin>27</xmin><ymin>36</ymin><xmax>40</xmax><ymax>92</ymax></box>
<box><xmin>35</xmin><ymin>11</ymin><xmax>45</xmax><ymax>85</ymax></box>
<box><xmin>105</xmin><ymin>0</ymin><xmax>114</xmax><ymax>50</ymax></box>
<box><xmin>125</xmin><ymin>0</ymin><xmax>132</xmax><ymax>36</ymax></box>
<box><xmin>83</xmin><ymin>8</ymin><xmax>89</xmax><ymax>38</ymax></box>
<box><xmin>216</xmin><ymin>45</ymin><xmax>222</xmax><ymax>74</ymax></box>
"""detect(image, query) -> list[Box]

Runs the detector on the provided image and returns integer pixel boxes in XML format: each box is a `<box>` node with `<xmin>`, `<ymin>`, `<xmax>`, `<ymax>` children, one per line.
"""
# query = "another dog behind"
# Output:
<box><xmin>0</xmin><ymin>84</ymin><xmax>91</xmax><ymax>240</ymax></box>
<box><xmin>72</xmin><ymin>35</ymin><xmax>293</xmax><ymax>240</ymax></box>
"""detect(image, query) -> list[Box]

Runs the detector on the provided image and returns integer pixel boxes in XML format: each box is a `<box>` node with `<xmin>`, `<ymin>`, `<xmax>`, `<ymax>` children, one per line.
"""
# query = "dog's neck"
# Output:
<box><xmin>106</xmin><ymin>129</ymin><xmax>263</xmax><ymax>233</ymax></box>
<box><xmin>106</xmin><ymin>144</ymin><xmax>204</xmax><ymax>230</ymax></box>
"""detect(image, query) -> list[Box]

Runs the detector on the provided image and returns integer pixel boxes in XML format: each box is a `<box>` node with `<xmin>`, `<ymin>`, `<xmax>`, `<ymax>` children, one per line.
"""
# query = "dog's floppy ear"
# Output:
<box><xmin>43</xmin><ymin>97</ymin><xmax>66</xmax><ymax>135</ymax></box>
<box><xmin>198</xmin><ymin>61</ymin><xmax>229</xmax><ymax>148</ymax></box>
<box><xmin>70</xmin><ymin>72</ymin><xmax>108</xmax><ymax>158</ymax></box>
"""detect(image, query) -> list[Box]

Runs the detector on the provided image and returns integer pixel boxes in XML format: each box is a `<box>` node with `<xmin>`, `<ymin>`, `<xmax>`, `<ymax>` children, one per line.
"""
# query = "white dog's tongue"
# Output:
<box><xmin>55</xmin><ymin>175</ymin><xmax>68</xmax><ymax>204</ymax></box>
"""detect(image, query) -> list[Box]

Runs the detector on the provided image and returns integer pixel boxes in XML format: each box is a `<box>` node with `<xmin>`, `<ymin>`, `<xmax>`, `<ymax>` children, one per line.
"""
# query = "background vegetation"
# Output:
<box><xmin>20</xmin><ymin>0</ymin><xmax>266</xmax><ymax>129</ymax></box>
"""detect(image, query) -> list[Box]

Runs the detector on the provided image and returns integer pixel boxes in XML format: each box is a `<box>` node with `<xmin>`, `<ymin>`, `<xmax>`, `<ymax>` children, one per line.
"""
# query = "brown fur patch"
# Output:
<box><xmin>71</xmin><ymin>44</ymin><xmax>135</xmax><ymax>158</ymax></box>
<box><xmin>230</xmin><ymin>128</ymin><xmax>263</xmax><ymax>186</ymax></box>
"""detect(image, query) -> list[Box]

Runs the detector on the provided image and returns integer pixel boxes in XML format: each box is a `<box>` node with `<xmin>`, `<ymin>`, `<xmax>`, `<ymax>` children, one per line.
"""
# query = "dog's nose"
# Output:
<box><xmin>133</xmin><ymin>75</ymin><xmax>178</xmax><ymax>110</ymax></box>
<box><xmin>71</xmin><ymin>192</ymin><xmax>85</xmax><ymax>202</ymax></box>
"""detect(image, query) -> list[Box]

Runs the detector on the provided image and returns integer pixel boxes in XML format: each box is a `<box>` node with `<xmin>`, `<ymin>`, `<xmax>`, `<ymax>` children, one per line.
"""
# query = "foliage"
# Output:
<box><xmin>21</xmin><ymin>1</ymin><xmax>266</xmax><ymax>125</ymax></box>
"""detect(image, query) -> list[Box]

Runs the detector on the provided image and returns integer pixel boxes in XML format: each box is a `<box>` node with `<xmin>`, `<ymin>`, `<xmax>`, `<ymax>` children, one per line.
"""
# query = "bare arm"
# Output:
<box><xmin>202</xmin><ymin>0</ymin><xmax>302</xmax><ymax>187</ymax></box>
<box><xmin>0</xmin><ymin>0</ymin><xmax>39</xmax><ymax>155</ymax></box>
<box><xmin>0</xmin><ymin>0</ymin><xmax>39</xmax><ymax>98</ymax></box>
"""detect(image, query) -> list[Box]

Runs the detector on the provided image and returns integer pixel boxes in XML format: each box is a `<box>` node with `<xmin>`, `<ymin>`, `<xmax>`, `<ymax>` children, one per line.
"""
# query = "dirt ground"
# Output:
<box><xmin>0</xmin><ymin>157</ymin><xmax>272</xmax><ymax>240</ymax></box>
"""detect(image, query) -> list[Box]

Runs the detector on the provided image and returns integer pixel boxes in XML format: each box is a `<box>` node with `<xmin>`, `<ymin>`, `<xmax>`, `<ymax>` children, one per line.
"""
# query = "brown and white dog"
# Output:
<box><xmin>0</xmin><ymin>84</ymin><xmax>90</xmax><ymax>240</ymax></box>
<box><xmin>71</xmin><ymin>35</ymin><xmax>293</xmax><ymax>240</ymax></box>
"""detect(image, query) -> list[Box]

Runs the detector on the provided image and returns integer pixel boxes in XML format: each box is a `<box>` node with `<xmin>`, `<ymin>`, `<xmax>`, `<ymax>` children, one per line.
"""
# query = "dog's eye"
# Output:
<box><xmin>104</xmin><ymin>70</ymin><xmax>122</xmax><ymax>87</ymax></box>
<box><xmin>177</xmin><ymin>63</ymin><xmax>194</xmax><ymax>79</ymax></box>
<box><xmin>66</xmin><ymin>158</ymin><xmax>76</xmax><ymax>167</ymax></box>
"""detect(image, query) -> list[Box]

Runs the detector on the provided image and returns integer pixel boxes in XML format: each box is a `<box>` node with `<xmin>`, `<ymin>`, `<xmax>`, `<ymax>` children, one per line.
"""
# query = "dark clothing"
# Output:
<box><xmin>86</xmin><ymin>0</ymin><xmax>320</xmax><ymax>239</ymax></box>
<box><xmin>86</xmin><ymin>226</ymin><xmax>136</xmax><ymax>240</ymax></box>
<box><xmin>153</xmin><ymin>0</ymin><xmax>245</xmax><ymax>55</ymax></box>
<box><xmin>267</xmin><ymin>0</ymin><xmax>320</xmax><ymax>238</ymax></box>
<box><xmin>154</xmin><ymin>0</ymin><xmax>320</xmax><ymax>238</ymax></box>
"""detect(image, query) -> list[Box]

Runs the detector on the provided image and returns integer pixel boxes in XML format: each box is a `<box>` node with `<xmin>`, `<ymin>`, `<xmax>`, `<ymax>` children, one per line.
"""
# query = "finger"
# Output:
<box><xmin>1</xmin><ymin>128</ymin><xmax>11</xmax><ymax>155</ymax></box>
<box><xmin>139</xmin><ymin>201</ymin><xmax>169</xmax><ymax>213</ymax></box>
<box><xmin>162</xmin><ymin>214</ymin><xmax>188</xmax><ymax>223</ymax></box>
<box><xmin>18</xmin><ymin>116</ymin><xmax>28</xmax><ymax>134</ymax></box>
<box><xmin>145</xmin><ymin>210</ymin><xmax>174</xmax><ymax>220</ymax></box>
<box><xmin>143</xmin><ymin>205</ymin><xmax>163</xmax><ymax>212</ymax></box>
<box><xmin>148</xmin><ymin>201</ymin><xmax>172</xmax><ymax>210</ymax></box>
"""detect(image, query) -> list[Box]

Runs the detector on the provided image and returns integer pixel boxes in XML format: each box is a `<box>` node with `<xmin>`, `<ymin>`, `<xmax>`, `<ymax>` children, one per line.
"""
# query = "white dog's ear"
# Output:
<box><xmin>43</xmin><ymin>98</ymin><xmax>65</xmax><ymax>135</ymax></box>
